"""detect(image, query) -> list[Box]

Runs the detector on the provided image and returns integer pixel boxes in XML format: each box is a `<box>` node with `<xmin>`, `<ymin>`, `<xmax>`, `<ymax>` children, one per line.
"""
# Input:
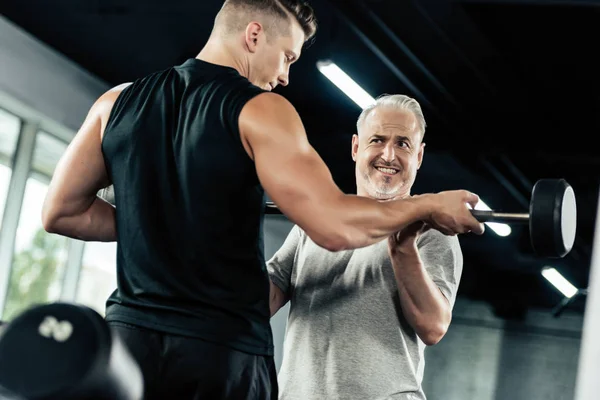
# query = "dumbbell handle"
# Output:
<box><xmin>470</xmin><ymin>210</ymin><xmax>529</xmax><ymax>223</ymax></box>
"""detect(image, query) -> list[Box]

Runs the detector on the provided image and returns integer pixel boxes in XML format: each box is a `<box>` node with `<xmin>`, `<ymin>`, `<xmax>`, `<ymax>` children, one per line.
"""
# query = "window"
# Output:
<box><xmin>30</xmin><ymin>131</ymin><xmax>69</xmax><ymax>179</ymax></box>
<box><xmin>76</xmin><ymin>242</ymin><xmax>118</xmax><ymax>316</ymax></box>
<box><xmin>0</xmin><ymin>108</ymin><xmax>21</xmax><ymax>229</ymax></box>
<box><xmin>2</xmin><ymin>132</ymin><xmax>69</xmax><ymax>320</ymax></box>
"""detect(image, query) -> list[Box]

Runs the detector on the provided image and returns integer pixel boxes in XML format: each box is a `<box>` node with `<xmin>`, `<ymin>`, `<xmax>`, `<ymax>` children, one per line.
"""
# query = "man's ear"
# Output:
<box><xmin>417</xmin><ymin>141</ymin><xmax>426</xmax><ymax>170</ymax></box>
<box><xmin>244</xmin><ymin>22</ymin><xmax>264</xmax><ymax>53</ymax></box>
<box><xmin>351</xmin><ymin>134</ymin><xmax>359</xmax><ymax>162</ymax></box>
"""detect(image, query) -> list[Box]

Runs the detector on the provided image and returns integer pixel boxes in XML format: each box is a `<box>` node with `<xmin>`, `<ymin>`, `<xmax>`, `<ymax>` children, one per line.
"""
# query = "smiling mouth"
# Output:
<box><xmin>375</xmin><ymin>166</ymin><xmax>399</xmax><ymax>175</ymax></box>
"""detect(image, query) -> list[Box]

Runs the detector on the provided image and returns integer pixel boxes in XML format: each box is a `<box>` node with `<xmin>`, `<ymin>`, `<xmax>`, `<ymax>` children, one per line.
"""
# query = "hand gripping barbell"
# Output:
<box><xmin>265</xmin><ymin>178</ymin><xmax>577</xmax><ymax>258</ymax></box>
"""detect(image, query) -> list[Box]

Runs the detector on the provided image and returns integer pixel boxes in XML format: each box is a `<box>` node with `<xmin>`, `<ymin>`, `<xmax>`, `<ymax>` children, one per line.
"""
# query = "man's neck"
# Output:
<box><xmin>196</xmin><ymin>39</ymin><xmax>248</xmax><ymax>79</ymax></box>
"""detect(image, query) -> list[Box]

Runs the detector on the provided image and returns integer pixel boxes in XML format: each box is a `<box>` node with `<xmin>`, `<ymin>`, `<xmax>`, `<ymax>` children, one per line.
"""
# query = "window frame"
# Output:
<box><xmin>0</xmin><ymin>107</ymin><xmax>87</xmax><ymax>320</ymax></box>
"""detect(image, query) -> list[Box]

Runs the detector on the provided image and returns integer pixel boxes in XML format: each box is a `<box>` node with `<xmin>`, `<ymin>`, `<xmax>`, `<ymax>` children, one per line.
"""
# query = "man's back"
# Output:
<box><xmin>102</xmin><ymin>58</ymin><xmax>273</xmax><ymax>356</ymax></box>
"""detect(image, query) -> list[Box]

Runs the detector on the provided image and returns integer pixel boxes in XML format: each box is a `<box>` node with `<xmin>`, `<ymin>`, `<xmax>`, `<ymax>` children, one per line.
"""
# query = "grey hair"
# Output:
<box><xmin>356</xmin><ymin>94</ymin><xmax>426</xmax><ymax>138</ymax></box>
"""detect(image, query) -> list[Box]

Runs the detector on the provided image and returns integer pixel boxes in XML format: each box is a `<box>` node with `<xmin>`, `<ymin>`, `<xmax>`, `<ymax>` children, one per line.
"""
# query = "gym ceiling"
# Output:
<box><xmin>1</xmin><ymin>0</ymin><xmax>598</xmax><ymax>318</ymax></box>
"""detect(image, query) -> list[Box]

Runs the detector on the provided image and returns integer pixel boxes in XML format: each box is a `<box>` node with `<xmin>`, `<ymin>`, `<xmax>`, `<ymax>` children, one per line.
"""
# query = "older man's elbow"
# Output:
<box><xmin>417</xmin><ymin>320</ymin><xmax>449</xmax><ymax>346</ymax></box>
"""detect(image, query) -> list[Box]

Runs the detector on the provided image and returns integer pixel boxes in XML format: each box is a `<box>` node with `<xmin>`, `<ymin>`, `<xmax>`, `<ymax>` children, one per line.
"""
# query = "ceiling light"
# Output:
<box><xmin>542</xmin><ymin>267</ymin><xmax>578</xmax><ymax>298</ymax></box>
<box><xmin>470</xmin><ymin>199</ymin><xmax>512</xmax><ymax>237</ymax></box>
<box><xmin>316</xmin><ymin>60</ymin><xmax>375</xmax><ymax>110</ymax></box>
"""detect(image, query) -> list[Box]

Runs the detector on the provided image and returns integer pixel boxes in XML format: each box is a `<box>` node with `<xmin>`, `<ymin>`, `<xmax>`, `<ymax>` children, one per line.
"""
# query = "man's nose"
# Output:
<box><xmin>381</xmin><ymin>143</ymin><xmax>395</xmax><ymax>162</ymax></box>
<box><xmin>278</xmin><ymin>72</ymin><xmax>289</xmax><ymax>87</ymax></box>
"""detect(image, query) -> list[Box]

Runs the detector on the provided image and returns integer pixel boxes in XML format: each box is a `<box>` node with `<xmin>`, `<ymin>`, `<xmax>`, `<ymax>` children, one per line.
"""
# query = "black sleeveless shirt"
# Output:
<box><xmin>102</xmin><ymin>58</ymin><xmax>272</xmax><ymax>355</ymax></box>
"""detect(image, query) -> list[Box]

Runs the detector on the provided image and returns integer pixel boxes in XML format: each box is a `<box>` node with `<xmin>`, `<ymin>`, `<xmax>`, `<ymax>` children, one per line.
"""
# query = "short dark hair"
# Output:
<box><xmin>221</xmin><ymin>0</ymin><xmax>318</xmax><ymax>42</ymax></box>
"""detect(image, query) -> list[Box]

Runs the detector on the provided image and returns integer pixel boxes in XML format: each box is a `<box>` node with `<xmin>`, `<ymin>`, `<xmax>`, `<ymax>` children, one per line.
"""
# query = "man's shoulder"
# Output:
<box><xmin>291</xmin><ymin>224</ymin><xmax>308</xmax><ymax>241</ymax></box>
<box><xmin>417</xmin><ymin>228</ymin><xmax>462</xmax><ymax>251</ymax></box>
<box><xmin>292</xmin><ymin>224</ymin><xmax>384</xmax><ymax>256</ymax></box>
<box><xmin>291</xmin><ymin>224</ymin><xmax>333</xmax><ymax>251</ymax></box>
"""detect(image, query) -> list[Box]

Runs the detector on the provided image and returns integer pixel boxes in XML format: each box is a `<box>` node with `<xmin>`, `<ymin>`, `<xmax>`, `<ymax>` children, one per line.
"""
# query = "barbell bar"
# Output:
<box><xmin>266</xmin><ymin>178</ymin><xmax>577</xmax><ymax>258</ymax></box>
<box><xmin>99</xmin><ymin>178</ymin><xmax>577</xmax><ymax>258</ymax></box>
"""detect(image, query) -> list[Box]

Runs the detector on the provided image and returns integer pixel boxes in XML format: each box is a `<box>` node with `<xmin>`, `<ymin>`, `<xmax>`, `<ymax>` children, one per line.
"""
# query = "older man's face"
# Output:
<box><xmin>352</xmin><ymin>107</ymin><xmax>425</xmax><ymax>200</ymax></box>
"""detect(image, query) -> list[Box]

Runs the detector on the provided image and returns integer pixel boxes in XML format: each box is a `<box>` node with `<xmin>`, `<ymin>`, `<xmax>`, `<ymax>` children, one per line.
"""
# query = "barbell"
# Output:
<box><xmin>100</xmin><ymin>178</ymin><xmax>577</xmax><ymax>258</ymax></box>
<box><xmin>266</xmin><ymin>178</ymin><xmax>577</xmax><ymax>258</ymax></box>
<box><xmin>0</xmin><ymin>303</ymin><xmax>143</xmax><ymax>400</ymax></box>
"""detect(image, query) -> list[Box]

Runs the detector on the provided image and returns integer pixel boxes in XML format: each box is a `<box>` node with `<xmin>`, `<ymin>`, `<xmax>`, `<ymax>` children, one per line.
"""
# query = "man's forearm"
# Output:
<box><xmin>45</xmin><ymin>197</ymin><xmax>117</xmax><ymax>242</ymax></box>
<box><xmin>391</xmin><ymin>246</ymin><xmax>451</xmax><ymax>345</ymax></box>
<box><xmin>313</xmin><ymin>194</ymin><xmax>433</xmax><ymax>251</ymax></box>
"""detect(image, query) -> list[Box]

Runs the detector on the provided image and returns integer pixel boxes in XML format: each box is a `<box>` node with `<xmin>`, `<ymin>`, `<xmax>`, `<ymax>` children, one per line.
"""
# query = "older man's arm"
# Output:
<box><xmin>267</xmin><ymin>225</ymin><xmax>303</xmax><ymax>317</ymax></box>
<box><xmin>269</xmin><ymin>281</ymin><xmax>288</xmax><ymax>317</ymax></box>
<box><xmin>388</xmin><ymin>225</ymin><xmax>463</xmax><ymax>345</ymax></box>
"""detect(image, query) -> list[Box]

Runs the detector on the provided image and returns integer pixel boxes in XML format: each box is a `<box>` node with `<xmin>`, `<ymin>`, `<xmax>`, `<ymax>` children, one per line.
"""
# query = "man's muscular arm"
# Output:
<box><xmin>387</xmin><ymin>223</ymin><xmax>463</xmax><ymax>346</ymax></box>
<box><xmin>389</xmin><ymin>232</ymin><xmax>450</xmax><ymax>345</ymax></box>
<box><xmin>42</xmin><ymin>84</ymin><xmax>130</xmax><ymax>241</ymax></box>
<box><xmin>392</xmin><ymin>250</ymin><xmax>451</xmax><ymax>346</ymax></box>
<box><xmin>240</xmin><ymin>93</ymin><xmax>484</xmax><ymax>251</ymax></box>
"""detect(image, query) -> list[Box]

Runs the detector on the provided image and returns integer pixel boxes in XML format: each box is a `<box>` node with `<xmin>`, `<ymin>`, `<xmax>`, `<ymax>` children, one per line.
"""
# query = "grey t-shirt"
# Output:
<box><xmin>267</xmin><ymin>226</ymin><xmax>463</xmax><ymax>400</ymax></box>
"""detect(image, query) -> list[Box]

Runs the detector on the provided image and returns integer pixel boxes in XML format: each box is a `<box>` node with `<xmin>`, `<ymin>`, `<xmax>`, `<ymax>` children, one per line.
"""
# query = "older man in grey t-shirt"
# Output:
<box><xmin>268</xmin><ymin>94</ymin><xmax>464</xmax><ymax>400</ymax></box>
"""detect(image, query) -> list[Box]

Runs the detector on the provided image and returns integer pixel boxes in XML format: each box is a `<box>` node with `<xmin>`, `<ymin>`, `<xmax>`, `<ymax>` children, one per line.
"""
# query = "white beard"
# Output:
<box><xmin>366</xmin><ymin>178</ymin><xmax>403</xmax><ymax>200</ymax></box>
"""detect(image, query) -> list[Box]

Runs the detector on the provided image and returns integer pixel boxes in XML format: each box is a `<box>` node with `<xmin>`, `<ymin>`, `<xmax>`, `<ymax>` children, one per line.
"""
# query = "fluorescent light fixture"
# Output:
<box><xmin>542</xmin><ymin>267</ymin><xmax>578</xmax><ymax>298</ymax></box>
<box><xmin>316</xmin><ymin>60</ymin><xmax>375</xmax><ymax>109</ymax></box>
<box><xmin>469</xmin><ymin>199</ymin><xmax>512</xmax><ymax>237</ymax></box>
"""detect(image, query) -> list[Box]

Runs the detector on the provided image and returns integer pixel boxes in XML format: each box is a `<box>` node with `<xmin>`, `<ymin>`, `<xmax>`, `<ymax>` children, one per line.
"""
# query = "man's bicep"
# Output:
<box><xmin>240</xmin><ymin>93</ymin><xmax>342</xmax><ymax>233</ymax></box>
<box><xmin>267</xmin><ymin>225</ymin><xmax>301</xmax><ymax>296</ymax></box>
<box><xmin>45</xmin><ymin>100</ymin><xmax>112</xmax><ymax>217</ymax></box>
<box><xmin>269</xmin><ymin>279</ymin><xmax>288</xmax><ymax>317</ymax></box>
<box><xmin>419</xmin><ymin>232</ymin><xmax>464</xmax><ymax>307</ymax></box>
<box><xmin>268</xmin><ymin>225</ymin><xmax>301</xmax><ymax>316</ymax></box>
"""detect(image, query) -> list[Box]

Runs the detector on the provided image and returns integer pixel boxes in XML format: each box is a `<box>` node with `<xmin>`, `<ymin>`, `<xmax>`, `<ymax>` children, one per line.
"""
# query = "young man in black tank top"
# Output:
<box><xmin>42</xmin><ymin>0</ymin><xmax>484</xmax><ymax>398</ymax></box>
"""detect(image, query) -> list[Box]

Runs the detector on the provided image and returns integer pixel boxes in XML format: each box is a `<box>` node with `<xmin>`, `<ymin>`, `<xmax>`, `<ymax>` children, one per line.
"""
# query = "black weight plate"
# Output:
<box><xmin>0</xmin><ymin>303</ymin><xmax>111</xmax><ymax>399</ymax></box>
<box><xmin>529</xmin><ymin>179</ymin><xmax>576</xmax><ymax>258</ymax></box>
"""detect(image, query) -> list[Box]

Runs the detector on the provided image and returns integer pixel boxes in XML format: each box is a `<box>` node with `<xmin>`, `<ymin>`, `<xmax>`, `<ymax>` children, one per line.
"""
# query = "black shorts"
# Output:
<box><xmin>109</xmin><ymin>321</ymin><xmax>278</xmax><ymax>400</ymax></box>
